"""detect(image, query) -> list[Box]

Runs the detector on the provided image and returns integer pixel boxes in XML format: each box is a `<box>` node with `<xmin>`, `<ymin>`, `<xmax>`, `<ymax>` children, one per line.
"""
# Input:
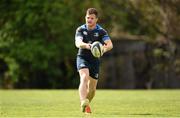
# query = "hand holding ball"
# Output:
<box><xmin>90</xmin><ymin>41</ymin><xmax>104</xmax><ymax>58</ymax></box>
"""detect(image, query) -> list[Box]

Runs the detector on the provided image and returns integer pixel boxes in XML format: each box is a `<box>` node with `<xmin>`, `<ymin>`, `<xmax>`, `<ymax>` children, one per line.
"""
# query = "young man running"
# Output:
<box><xmin>75</xmin><ymin>8</ymin><xmax>113</xmax><ymax>114</ymax></box>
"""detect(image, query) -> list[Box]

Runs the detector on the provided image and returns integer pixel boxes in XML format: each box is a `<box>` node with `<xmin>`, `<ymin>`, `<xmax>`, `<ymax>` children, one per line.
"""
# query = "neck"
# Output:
<box><xmin>87</xmin><ymin>24</ymin><xmax>96</xmax><ymax>30</ymax></box>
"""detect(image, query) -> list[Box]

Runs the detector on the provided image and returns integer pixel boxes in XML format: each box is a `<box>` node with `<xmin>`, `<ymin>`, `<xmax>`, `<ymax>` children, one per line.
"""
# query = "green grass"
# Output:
<box><xmin>0</xmin><ymin>90</ymin><xmax>180</xmax><ymax>117</ymax></box>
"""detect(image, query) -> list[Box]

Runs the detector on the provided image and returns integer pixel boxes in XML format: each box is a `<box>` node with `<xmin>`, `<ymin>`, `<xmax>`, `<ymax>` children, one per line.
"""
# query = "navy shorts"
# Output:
<box><xmin>76</xmin><ymin>56</ymin><xmax>100</xmax><ymax>79</ymax></box>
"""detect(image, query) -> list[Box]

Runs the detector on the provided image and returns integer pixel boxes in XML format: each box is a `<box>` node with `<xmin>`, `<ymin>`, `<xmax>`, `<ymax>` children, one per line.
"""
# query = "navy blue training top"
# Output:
<box><xmin>75</xmin><ymin>24</ymin><xmax>110</xmax><ymax>60</ymax></box>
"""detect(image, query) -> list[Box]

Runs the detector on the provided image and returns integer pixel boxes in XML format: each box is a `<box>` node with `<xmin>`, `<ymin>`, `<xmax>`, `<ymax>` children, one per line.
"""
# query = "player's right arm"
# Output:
<box><xmin>75</xmin><ymin>37</ymin><xmax>91</xmax><ymax>50</ymax></box>
<box><xmin>75</xmin><ymin>27</ymin><xmax>91</xmax><ymax>50</ymax></box>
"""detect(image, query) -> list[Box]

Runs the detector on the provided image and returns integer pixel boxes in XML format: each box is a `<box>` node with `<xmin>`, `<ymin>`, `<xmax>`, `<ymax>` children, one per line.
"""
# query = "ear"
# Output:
<box><xmin>96</xmin><ymin>18</ymin><xmax>98</xmax><ymax>22</ymax></box>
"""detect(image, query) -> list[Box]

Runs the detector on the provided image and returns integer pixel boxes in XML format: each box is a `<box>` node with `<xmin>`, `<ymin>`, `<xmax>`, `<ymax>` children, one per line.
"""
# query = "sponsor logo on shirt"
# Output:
<box><xmin>94</xmin><ymin>33</ymin><xmax>99</xmax><ymax>37</ymax></box>
<box><xmin>83</xmin><ymin>31</ymin><xmax>87</xmax><ymax>35</ymax></box>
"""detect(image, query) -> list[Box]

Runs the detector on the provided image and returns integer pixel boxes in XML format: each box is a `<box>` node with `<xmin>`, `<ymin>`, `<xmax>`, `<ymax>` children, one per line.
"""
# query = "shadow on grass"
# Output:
<box><xmin>131</xmin><ymin>113</ymin><xmax>152</xmax><ymax>115</ymax></box>
<box><xmin>130</xmin><ymin>113</ymin><xmax>166</xmax><ymax>116</ymax></box>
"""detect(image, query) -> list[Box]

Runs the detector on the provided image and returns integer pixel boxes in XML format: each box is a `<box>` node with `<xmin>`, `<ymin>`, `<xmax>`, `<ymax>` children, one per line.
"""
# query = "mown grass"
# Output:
<box><xmin>0</xmin><ymin>90</ymin><xmax>180</xmax><ymax>117</ymax></box>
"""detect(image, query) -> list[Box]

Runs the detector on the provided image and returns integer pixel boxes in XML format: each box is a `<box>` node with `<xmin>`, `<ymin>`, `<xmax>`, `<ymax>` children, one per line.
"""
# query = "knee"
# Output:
<box><xmin>80</xmin><ymin>73</ymin><xmax>89</xmax><ymax>83</ymax></box>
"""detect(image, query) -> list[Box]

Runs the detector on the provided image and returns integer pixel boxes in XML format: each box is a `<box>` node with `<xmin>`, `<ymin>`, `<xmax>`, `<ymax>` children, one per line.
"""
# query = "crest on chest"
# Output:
<box><xmin>83</xmin><ymin>31</ymin><xmax>88</xmax><ymax>35</ymax></box>
<box><xmin>94</xmin><ymin>32</ymin><xmax>99</xmax><ymax>37</ymax></box>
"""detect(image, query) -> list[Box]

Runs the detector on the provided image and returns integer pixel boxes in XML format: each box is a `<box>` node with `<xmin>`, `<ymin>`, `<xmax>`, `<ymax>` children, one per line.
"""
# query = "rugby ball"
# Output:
<box><xmin>91</xmin><ymin>41</ymin><xmax>104</xmax><ymax>58</ymax></box>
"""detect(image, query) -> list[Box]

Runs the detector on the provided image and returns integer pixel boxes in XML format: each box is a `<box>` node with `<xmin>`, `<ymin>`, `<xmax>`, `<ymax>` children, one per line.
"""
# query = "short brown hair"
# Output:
<box><xmin>86</xmin><ymin>8</ymin><xmax>98</xmax><ymax>18</ymax></box>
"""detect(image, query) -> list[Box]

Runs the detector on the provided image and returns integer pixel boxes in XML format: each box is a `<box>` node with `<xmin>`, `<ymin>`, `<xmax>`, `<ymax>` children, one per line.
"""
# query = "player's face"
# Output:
<box><xmin>85</xmin><ymin>14</ymin><xmax>98</xmax><ymax>29</ymax></box>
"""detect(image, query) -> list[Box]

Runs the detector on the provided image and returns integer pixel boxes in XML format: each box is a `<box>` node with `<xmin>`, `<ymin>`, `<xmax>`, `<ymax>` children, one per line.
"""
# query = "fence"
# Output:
<box><xmin>98</xmin><ymin>39</ymin><xmax>180</xmax><ymax>89</ymax></box>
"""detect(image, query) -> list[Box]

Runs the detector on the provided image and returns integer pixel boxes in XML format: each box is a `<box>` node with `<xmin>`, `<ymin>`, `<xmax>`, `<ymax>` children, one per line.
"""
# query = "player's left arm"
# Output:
<box><xmin>103</xmin><ymin>39</ymin><xmax>113</xmax><ymax>53</ymax></box>
<box><xmin>101</xmin><ymin>28</ymin><xmax>113</xmax><ymax>54</ymax></box>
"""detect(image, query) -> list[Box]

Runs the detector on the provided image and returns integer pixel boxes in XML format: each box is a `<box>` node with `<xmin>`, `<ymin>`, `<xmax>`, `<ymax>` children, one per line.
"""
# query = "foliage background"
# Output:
<box><xmin>0</xmin><ymin>0</ymin><xmax>179</xmax><ymax>89</ymax></box>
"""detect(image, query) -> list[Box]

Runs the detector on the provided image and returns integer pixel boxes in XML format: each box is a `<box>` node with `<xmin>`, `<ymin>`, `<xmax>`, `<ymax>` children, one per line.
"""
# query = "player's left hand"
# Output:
<box><xmin>102</xmin><ymin>45</ymin><xmax>106</xmax><ymax>54</ymax></box>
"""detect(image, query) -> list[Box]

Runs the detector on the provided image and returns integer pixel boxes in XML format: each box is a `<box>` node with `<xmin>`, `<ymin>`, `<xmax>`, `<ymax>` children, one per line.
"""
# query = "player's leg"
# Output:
<box><xmin>76</xmin><ymin>56</ymin><xmax>89</xmax><ymax>103</ymax></box>
<box><xmin>78</xmin><ymin>68</ymin><xmax>90</xmax><ymax>112</ymax></box>
<box><xmin>84</xmin><ymin>73</ymin><xmax>98</xmax><ymax>114</ymax></box>
<box><xmin>86</xmin><ymin>60</ymin><xmax>99</xmax><ymax>103</ymax></box>
<box><xmin>78</xmin><ymin>68</ymin><xmax>89</xmax><ymax>102</ymax></box>
<box><xmin>87</xmin><ymin>76</ymin><xmax>98</xmax><ymax>102</ymax></box>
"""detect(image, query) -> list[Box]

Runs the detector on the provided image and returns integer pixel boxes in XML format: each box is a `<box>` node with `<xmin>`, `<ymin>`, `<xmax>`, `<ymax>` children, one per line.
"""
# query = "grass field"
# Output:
<box><xmin>0</xmin><ymin>90</ymin><xmax>180</xmax><ymax>117</ymax></box>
